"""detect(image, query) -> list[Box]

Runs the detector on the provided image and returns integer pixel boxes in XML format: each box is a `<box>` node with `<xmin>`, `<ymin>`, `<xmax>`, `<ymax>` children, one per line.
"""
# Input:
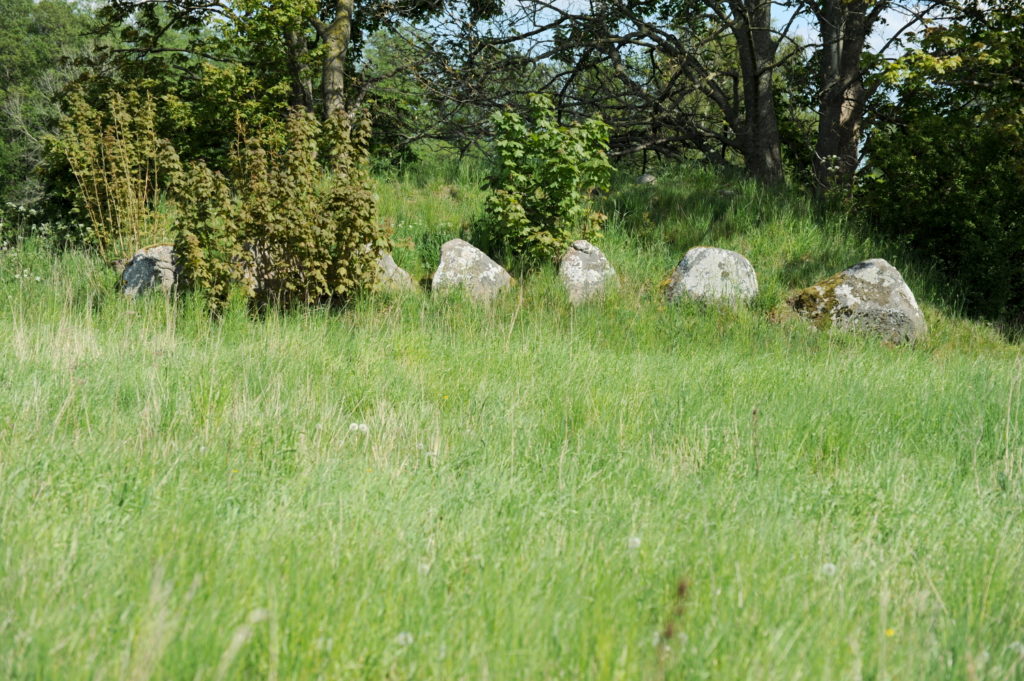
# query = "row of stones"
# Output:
<box><xmin>122</xmin><ymin>239</ymin><xmax>927</xmax><ymax>344</ymax></box>
<box><xmin>393</xmin><ymin>239</ymin><xmax>749</xmax><ymax>306</ymax></box>
<box><xmin>432</xmin><ymin>239</ymin><xmax>926</xmax><ymax>344</ymax></box>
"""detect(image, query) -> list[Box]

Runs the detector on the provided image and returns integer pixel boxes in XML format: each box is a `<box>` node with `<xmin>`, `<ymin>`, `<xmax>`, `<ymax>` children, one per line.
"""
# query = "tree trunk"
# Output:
<box><xmin>812</xmin><ymin>0</ymin><xmax>873</xmax><ymax>197</ymax></box>
<box><xmin>319</xmin><ymin>0</ymin><xmax>354</xmax><ymax>118</ymax></box>
<box><xmin>285</xmin><ymin>27</ymin><xmax>314</xmax><ymax>112</ymax></box>
<box><xmin>729</xmin><ymin>0</ymin><xmax>785</xmax><ymax>185</ymax></box>
<box><xmin>814</xmin><ymin>78</ymin><xmax>867</xmax><ymax>195</ymax></box>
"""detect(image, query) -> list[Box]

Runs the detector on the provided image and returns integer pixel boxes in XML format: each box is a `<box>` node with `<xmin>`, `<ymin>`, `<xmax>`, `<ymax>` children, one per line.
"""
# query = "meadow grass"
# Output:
<box><xmin>1</xmin><ymin>162</ymin><xmax>1022</xmax><ymax>680</ymax></box>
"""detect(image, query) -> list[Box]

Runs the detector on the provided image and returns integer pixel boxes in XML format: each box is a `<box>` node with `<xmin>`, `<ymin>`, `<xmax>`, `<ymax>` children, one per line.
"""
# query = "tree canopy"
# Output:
<box><xmin>0</xmin><ymin>0</ymin><xmax>93</xmax><ymax>203</ymax></box>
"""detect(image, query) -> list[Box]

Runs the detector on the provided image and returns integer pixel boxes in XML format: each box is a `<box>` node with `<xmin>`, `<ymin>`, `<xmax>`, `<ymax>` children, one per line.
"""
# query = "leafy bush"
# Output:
<box><xmin>51</xmin><ymin>90</ymin><xmax>181</xmax><ymax>258</ymax></box>
<box><xmin>170</xmin><ymin>160</ymin><xmax>242</xmax><ymax>311</ymax></box>
<box><xmin>861</xmin><ymin>106</ymin><xmax>1024</xmax><ymax>321</ymax></box>
<box><xmin>860</xmin><ymin>1</ymin><xmax>1024</xmax><ymax>324</ymax></box>
<box><xmin>477</xmin><ymin>95</ymin><xmax>612</xmax><ymax>266</ymax></box>
<box><xmin>172</xmin><ymin>109</ymin><xmax>387</xmax><ymax>312</ymax></box>
<box><xmin>0</xmin><ymin>202</ymin><xmax>89</xmax><ymax>249</ymax></box>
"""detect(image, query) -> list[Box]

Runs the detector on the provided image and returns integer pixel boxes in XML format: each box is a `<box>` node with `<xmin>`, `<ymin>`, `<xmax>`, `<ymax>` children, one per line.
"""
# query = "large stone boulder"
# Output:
<box><xmin>665</xmin><ymin>246</ymin><xmax>758</xmax><ymax>304</ymax></box>
<box><xmin>431</xmin><ymin>239</ymin><xmax>512</xmax><ymax>302</ymax></box>
<box><xmin>122</xmin><ymin>244</ymin><xmax>175</xmax><ymax>297</ymax></box>
<box><xmin>636</xmin><ymin>173</ymin><xmax>657</xmax><ymax>185</ymax></box>
<box><xmin>376</xmin><ymin>253</ymin><xmax>417</xmax><ymax>293</ymax></box>
<box><xmin>788</xmin><ymin>258</ymin><xmax>927</xmax><ymax>344</ymax></box>
<box><xmin>559</xmin><ymin>240</ymin><xmax>616</xmax><ymax>305</ymax></box>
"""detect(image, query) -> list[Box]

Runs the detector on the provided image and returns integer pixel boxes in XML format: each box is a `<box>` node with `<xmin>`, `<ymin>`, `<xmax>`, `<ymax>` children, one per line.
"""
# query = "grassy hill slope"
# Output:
<box><xmin>0</xmin><ymin>161</ymin><xmax>1021</xmax><ymax>680</ymax></box>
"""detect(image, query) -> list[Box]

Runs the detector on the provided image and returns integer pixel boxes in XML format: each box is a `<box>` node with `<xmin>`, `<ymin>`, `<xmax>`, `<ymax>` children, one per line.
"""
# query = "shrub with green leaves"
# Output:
<box><xmin>171</xmin><ymin>160</ymin><xmax>243</xmax><ymax>311</ymax></box>
<box><xmin>478</xmin><ymin>95</ymin><xmax>612</xmax><ymax>266</ymax></box>
<box><xmin>172</xmin><ymin>109</ymin><xmax>387</xmax><ymax>312</ymax></box>
<box><xmin>52</xmin><ymin>90</ymin><xmax>181</xmax><ymax>258</ymax></box>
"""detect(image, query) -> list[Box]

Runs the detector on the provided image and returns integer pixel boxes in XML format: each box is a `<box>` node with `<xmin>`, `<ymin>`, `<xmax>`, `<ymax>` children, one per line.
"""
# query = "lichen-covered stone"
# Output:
<box><xmin>376</xmin><ymin>253</ymin><xmax>417</xmax><ymax>293</ymax></box>
<box><xmin>122</xmin><ymin>244</ymin><xmax>175</xmax><ymax>297</ymax></box>
<box><xmin>665</xmin><ymin>246</ymin><xmax>758</xmax><ymax>304</ymax></box>
<box><xmin>559</xmin><ymin>240</ymin><xmax>616</xmax><ymax>305</ymax></box>
<box><xmin>432</xmin><ymin>239</ymin><xmax>512</xmax><ymax>302</ymax></box>
<box><xmin>788</xmin><ymin>258</ymin><xmax>927</xmax><ymax>343</ymax></box>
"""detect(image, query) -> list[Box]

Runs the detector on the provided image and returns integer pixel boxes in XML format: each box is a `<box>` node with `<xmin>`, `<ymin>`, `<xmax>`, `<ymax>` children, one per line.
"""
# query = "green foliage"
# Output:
<box><xmin>0</xmin><ymin>201</ymin><xmax>89</xmax><ymax>249</ymax></box>
<box><xmin>862</xmin><ymin>0</ymin><xmax>1024</xmax><ymax>322</ymax></box>
<box><xmin>1</xmin><ymin>159</ymin><xmax>1022</xmax><ymax>679</ymax></box>
<box><xmin>51</xmin><ymin>89</ymin><xmax>181</xmax><ymax>258</ymax></box>
<box><xmin>0</xmin><ymin>0</ymin><xmax>94</xmax><ymax>204</ymax></box>
<box><xmin>360</xmin><ymin>29</ymin><xmax>433</xmax><ymax>165</ymax></box>
<box><xmin>154</xmin><ymin>63</ymin><xmax>293</xmax><ymax>171</ymax></box>
<box><xmin>861</xmin><ymin>91</ymin><xmax>1024</xmax><ymax>321</ymax></box>
<box><xmin>170</xmin><ymin>161</ymin><xmax>242</xmax><ymax>312</ymax></box>
<box><xmin>360</xmin><ymin>28</ymin><xmax>553</xmax><ymax>165</ymax></box>
<box><xmin>477</xmin><ymin>95</ymin><xmax>612</xmax><ymax>266</ymax></box>
<box><xmin>91</xmin><ymin>0</ymin><xmax>505</xmax><ymax>163</ymax></box>
<box><xmin>82</xmin><ymin>1</ymin><xmax>304</xmax><ymax>179</ymax></box>
<box><xmin>172</xmin><ymin>109</ymin><xmax>387</xmax><ymax>312</ymax></box>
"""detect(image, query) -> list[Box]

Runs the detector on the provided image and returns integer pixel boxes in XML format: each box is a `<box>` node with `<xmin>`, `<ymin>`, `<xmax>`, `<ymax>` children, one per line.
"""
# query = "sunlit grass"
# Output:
<box><xmin>0</xmin><ymin>161</ymin><xmax>1021</xmax><ymax>680</ymax></box>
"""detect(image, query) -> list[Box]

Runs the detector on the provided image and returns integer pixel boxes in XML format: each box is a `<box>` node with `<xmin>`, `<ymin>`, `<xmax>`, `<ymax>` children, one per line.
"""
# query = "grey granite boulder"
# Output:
<box><xmin>788</xmin><ymin>258</ymin><xmax>927</xmax><ymax>344</ymax></box>
<box><xmin>122</xmin><ymin>244</ymin><xmax>175</xmax><ymax>297</ymax></box>
<box><xmin>665</xmin><ymin>246</ymin><xmax>758</xmax><ymax>304</ymax></box>
<box><xmin>431</xmin><ymin>239</ymin><xmax>512</xmax><ymax>301</ymax></box>
<box><xmin>376</xmin><ymin>253</ymin><xmax>417</xmax><ymax>292</ymax></box>
<box><xmin>636</xmin><ymin>173</ymin><xmax>657</xmax><ymax>185</ymax></box>
<box><xmin>559</xmin><ymin>240</ymin><xmax>616</xmax><ymax>305</ymax></box>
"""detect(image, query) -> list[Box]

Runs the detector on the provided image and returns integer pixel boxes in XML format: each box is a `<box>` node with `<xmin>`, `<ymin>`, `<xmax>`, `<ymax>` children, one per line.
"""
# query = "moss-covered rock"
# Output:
<box><xmin>788</xmin><ymin>259</ymin><xmax>927</xmax><ymax>344</ymax></box>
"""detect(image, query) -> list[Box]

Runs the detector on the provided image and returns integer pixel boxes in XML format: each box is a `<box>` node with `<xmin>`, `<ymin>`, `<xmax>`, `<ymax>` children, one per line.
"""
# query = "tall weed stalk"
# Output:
<box><xmin>54</xmin><ymin>90</ymin><xmax>180</xmax><ymax>258</ymax></box>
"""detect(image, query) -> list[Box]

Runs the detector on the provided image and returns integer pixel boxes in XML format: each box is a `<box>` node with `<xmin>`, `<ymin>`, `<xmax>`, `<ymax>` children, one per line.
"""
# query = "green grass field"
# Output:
<box><xmin>1</xmin><ymin>163</ymin><xmax>1022</xmax><ymax>680</ymax></box>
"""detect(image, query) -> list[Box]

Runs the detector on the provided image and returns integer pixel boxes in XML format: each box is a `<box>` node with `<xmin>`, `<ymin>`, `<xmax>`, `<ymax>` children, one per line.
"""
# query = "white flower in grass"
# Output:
<box><xmin>820</xmin><ymin>562</ymin><xmax>837</xmax><ymax>577</ymax></box>
<box><xmin>394</xmin><ymin>631</ymin><xmax>414</xmax><ymax>646</ymax></box>
<box><xmin>349</xmin><ymin>423</ymin><xmax>369</xmax><ymax>434</ymax></box>
<box><xmin>627</xmin><ymin>536</ymin><xmax>642</xmax><ymax>550</ymax></box>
